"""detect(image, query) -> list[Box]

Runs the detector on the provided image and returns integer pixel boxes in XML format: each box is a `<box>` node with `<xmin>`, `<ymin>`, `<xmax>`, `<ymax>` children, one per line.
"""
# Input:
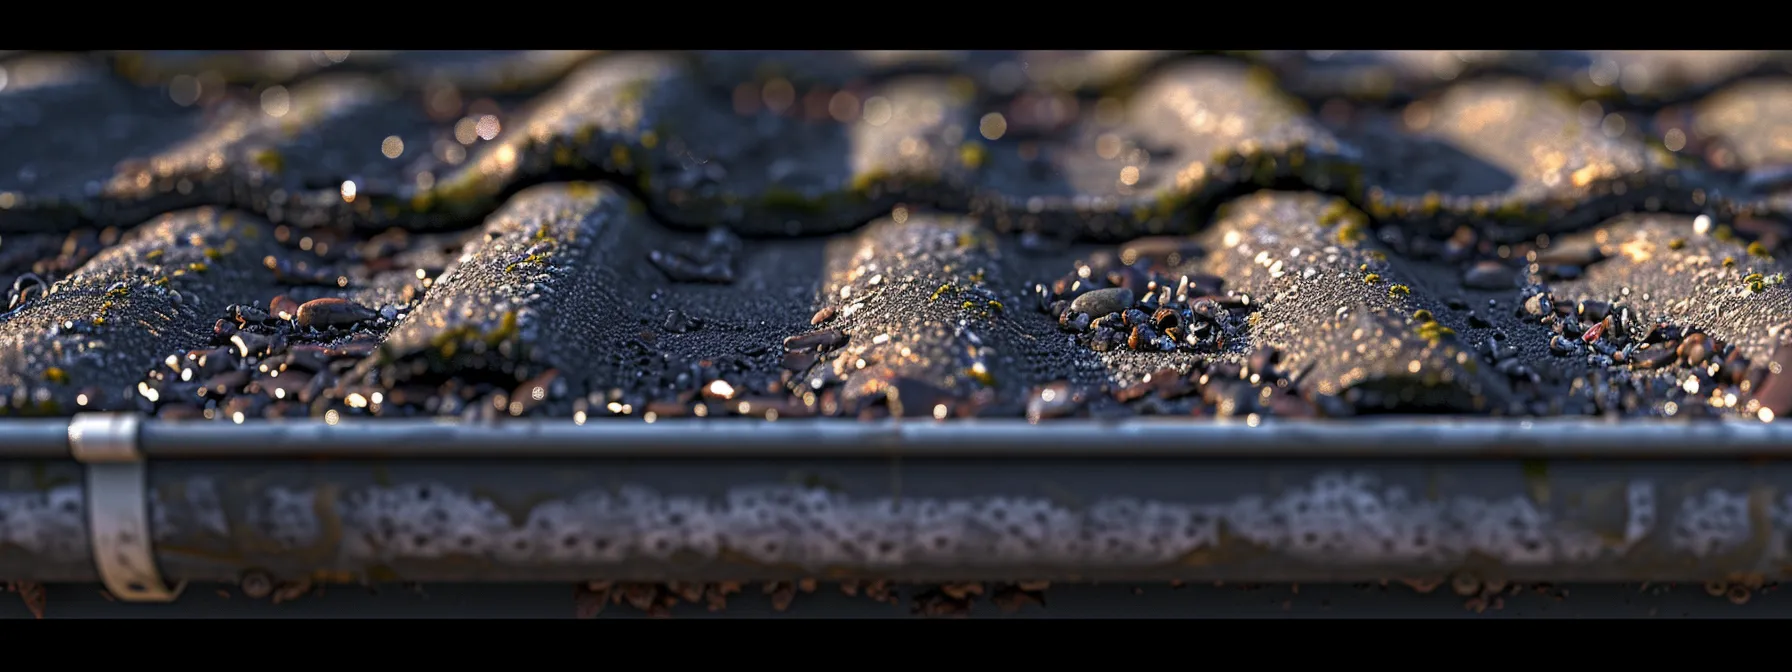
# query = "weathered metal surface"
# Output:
<box><xmin>5</xmin><ymin>426</ymin><xmax>1792</xmax><ymax>583</ymax></box>
<box><xmin>120</xmin><ymin>417</ymin><xmax>1792</xmax><ymax>459</ymax></box>
<box><xmin>16</xmin><ymin>415</ymin><xmax>1792</xmax><ymax>460</ymax></box>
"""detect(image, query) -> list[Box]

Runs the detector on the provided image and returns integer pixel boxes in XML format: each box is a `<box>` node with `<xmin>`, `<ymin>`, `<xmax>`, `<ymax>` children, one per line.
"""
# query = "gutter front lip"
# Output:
<box><xmin>0</xmin><ymin>415</ymin><xmax>1787</xmax><ymax>460</ymax></box>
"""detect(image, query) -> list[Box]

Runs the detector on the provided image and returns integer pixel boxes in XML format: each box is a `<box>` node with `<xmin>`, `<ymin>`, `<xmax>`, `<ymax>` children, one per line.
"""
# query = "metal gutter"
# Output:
<box><xmin>2</xmin><ymin>415</ymin><xmax>1791</xmax><ymax>458</ymax></box>
<box><xmin>3</xmin><ymin>413</ymin><xmax>1792</xmax><ymax>592</ymax></box>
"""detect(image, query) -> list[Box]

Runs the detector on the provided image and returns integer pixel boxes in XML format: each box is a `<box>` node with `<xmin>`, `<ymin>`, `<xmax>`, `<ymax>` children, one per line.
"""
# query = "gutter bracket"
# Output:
<box><xmin>68</xmin><ymin>413</ymin><xmax>184</xmax><ymax>603</ymax></box>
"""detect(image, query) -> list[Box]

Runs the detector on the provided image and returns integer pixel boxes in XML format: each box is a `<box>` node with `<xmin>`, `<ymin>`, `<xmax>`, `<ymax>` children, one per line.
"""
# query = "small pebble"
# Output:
<box><xmin>1069</xmin><ymin>287</ymin><xmax>1133</xmax><ymax>318</ymax></box>
<box><xmin>1463</xmin><ymin>261</ymin><xmax>1518</xmax><ymax>290</ymax></box>
<box><xmin>783</xmin><ymin>328</ymin><xmax>848</xmax><ymax>353</ymax></box>
<box><xmin>1677</xmin><ymin>333</ymin><xmax>1710</xmax><ymax>365</ymax></box>
<box><xmin>269</xmin><ymin>295</ymin><xmax>301</xmax><ymax>321</ymax></box>
<box><xmin>294</xmin><ymin>298</ymin><xmax>376</xmax><ymax>329</ymax></box>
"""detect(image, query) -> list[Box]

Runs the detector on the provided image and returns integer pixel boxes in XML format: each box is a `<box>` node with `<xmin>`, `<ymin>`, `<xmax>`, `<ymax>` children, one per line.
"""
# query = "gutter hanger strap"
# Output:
<box><xmin>68</xmin><ymin>413</ymin><xmax>183</xmax><ymax>603</ymax></box>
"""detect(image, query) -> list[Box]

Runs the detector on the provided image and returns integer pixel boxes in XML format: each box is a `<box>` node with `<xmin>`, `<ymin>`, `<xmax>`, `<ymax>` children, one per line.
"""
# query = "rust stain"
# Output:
<box><xmin>1396</xmin><ymin>576</ymin><xmax>1443</xmax><ymax>593</ymax></box>
<box><xmin>310</xmin><ymin>569</ymin><xmax>357</xmax><ymax>584</ymax></box>
<box><xmin>291</xmin><ymin>483</ymin><xmax>344</xmax><ymax>564</ymax></box>
<box><xmin>1175</xmin><ymin>522</ymin><xmax>1263</xmax><ymax>568</ymax></box>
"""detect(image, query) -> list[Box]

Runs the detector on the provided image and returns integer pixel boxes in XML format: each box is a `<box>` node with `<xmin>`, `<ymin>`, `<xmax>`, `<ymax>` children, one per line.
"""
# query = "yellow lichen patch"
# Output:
<box><xmin>252</xmin><ymin>149</ymin><xmax>284</xmax><ymax>174</ymax></box>
<box><xmin>1317</xmin><ymin>199</ymin><xmax>1352</xmax><ymax>228</ymax></box>
<box><xmin>1415</xmin><ymin>319</ymin><xmax>1455</xmax><ymax>345</ymax></box>
<box><xmin>145</xmin><ymin>249</ymin><xmax>164</xmax><ymax>262</ymax></box>
<box><xmin>187</xmin><ymin>262</ymin><xmax>209</xmax><ymax>273</ymax></box>
<box><xmin>959</xmin><ymin>142</ymin><xmax>987</xmax><ymax>170</ymax></box>
<box><xmin>849</xmin><ymin>169</ymin><xmax>892</xmax><ymax>196</ymax></box>
<box><xmin>930</xmin><ymin>283</ymin><xmax>955</xmax><ymax>302</ymax></box>
<box><xmin>42</xmin><ymin>367</ymin><xmax>68</xmax><ymax>385</ymax></box>
<box><xmin>609</xmin><ymin>144</ymin><xmax>632</xmax><ymax>170</ymax></box>
<box><xmin>1669</xmin><ymin>238</ymin><xmax>1687</xmax><ymax>250</ymax></box>
<box><xmin>203</xmin><ymin>247</ymin><xmax>222</xmax><ymax>260</ymax></box>
<box><xmin>1749</xmin><ymin>241</ymin><xmax>1773</xmax><ymax>260</ymax></box>
<box><xmin>1412</xmin><ymin>309</ymin><xmax>1435</xmax><ymax>323</ymax></box>
<box><xmin>1420</xmin><ymin>191</ymin><xmax>1443</xmax><ymax>215</ymax></box>
<box><xmin>564</xmin><ymin>181</ymin><xmax>599</xmax><ymax>200</ymax></box>
<box><xmin>1363</xmin><ymin>273</ymin><xmax>1382</xmax><ymax>284</ymax></box>
<box><xmin>486</xmin><ymin>310</ymin><xmax>520</xmax><ymax>347</ymax></box>
<box><xmin>1389</xmin><ymin>284</ymin><xmax>1411</xmax><ymax>298</ymax></box>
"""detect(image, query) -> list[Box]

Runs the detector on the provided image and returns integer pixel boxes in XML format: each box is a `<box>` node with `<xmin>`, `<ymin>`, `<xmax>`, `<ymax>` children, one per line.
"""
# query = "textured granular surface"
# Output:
<box><xmin>4</xmin><ymin>49</ymin><xmax>1792</xmax><ymax>423</ymax></box>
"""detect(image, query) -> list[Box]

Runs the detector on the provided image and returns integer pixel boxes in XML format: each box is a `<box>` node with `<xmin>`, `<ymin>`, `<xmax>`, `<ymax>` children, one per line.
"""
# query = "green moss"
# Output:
<box><xmin>252</xmin><ymin>149</ymin><xmax>285</xmax><ymax>174</ymax></box>
<box><xmin>486</xmin><ymin>311</ymin><xmax>520</xmax><ymax>347</ymax></box>
<box><xmin>849</xmin><ymin>169</ymin><xmax>893</xmax><ymax>197</ymax></box>
<box><xmin>1335</xmin><ymin>213</ymin><xmax>1369</xmax><ymax>244</ymax></box>
<box><xmin>761</xmin><ymin>187</ymin><xmax>826</xmax><ymax>214</ymax></box>
<box><xmin>615</xmin><ymin>78</ymin><xmax>652</xmax><ymax>106</ymax></box>
<box><xmin>1317</xmin><ymin>200</ymin><xmax>1352</xmax><ymax>228</ymax></box>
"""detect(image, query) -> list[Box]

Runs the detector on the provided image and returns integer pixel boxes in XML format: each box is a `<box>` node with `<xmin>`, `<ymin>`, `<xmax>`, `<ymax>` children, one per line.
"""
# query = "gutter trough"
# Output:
<box><xmin>3</xmin><ymin>413</ymin><xmax>1792</xmax><ymax>597</ymax></box>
